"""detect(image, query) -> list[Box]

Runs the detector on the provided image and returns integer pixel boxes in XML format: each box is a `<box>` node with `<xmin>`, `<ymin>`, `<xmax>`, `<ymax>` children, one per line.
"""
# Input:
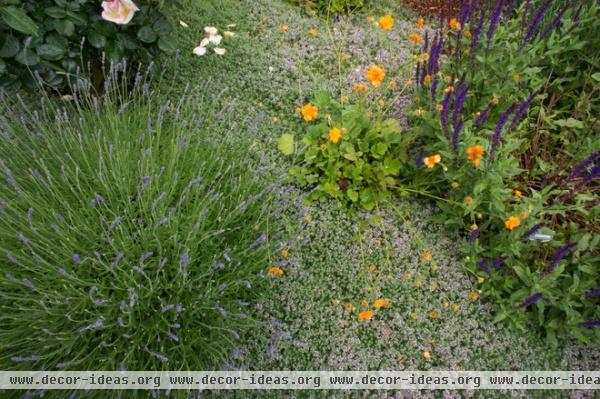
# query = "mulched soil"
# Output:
<box><xmin>401</xmin><ymin>0</ymin><xmax>463</xmax><ymax>18</ymax></box>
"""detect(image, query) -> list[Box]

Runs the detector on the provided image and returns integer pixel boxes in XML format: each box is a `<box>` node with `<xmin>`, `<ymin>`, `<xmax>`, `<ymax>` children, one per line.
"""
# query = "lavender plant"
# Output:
<box><xmin>0</xmin><ymin>63</ymin><xmax>274</xmax><ymax>378</ymax></box>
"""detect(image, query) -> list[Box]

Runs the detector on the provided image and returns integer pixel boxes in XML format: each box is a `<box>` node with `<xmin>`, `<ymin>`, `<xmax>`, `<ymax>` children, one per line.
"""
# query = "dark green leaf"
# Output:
<box><xmin>0</xmin><ymin>6</ymin><xmax>38</xmax><ymax>36</ymax></box>
<box><xmin>137</xmin><ymin>26</ymin><xmax>157</xmax><ymax>43</ymax></box>
<box><xmin>15</xmin><ymin>48</ymin><xmax>39</xmax><ymax>65</ymax></box>
<box><xmin>87</xmin><ymin>32</ymin><xmax>107</xmax><ymax>48</ymax></box>
<box><xmin>37</xmin><ymin>43</ymin><xmax>65</xmax><ymax>60</ymax></box>
<box><xmin>0</xmin><ymin>35</ymin><xmax>20</xmax><ymax>58</ymax></box>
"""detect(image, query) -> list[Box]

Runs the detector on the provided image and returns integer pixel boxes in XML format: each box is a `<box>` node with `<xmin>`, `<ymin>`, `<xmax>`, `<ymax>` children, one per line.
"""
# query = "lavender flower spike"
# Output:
<box><xmin>478</xmin><ymin>259</ymin><xmax>490</xmax><ymax>274</ymax></box>
<box><xmin>475</xmin><ymin>105</ymin><xmax>492</xmax><ymax>128</ymax></box>
<box><xmin>490</xmin><ymin>104</ymin><xmax>516</xmax><ymax>160</ymax></box>
<box><xmin>520</xmin><ymin>292</ymin><xmax>543</xmax><ymax>308</ymax></box>
<box><xmin>540</xmin><ymin>2</ymin><xmax>571</xmax><ymax>39</ymax></box>
<box><xmin>452</xmin><ymin>119</ymin><xmax>464</xmax><ymax>154</ymax></box>
<box><xmin>543</xmin><ymin>243</ymin><xmax>576</xmax><ymax>276</ymax></box>
<box><xmin>468</xmin><ymin>227</ymin><xmax>480</xmax><ymax>245</ymax></box>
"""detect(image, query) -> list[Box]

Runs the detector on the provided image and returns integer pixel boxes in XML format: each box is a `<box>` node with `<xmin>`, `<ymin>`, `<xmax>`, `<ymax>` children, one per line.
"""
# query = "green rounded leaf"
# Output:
<box><xmin>15</xmin><ymin>48</ymin><xmax>39</xmax><ymax>65</ymax></box>
<box><xmin>0</xmin><ymin>35</ymin><xmax>20</xmax><ymax>58</ymax></box>
<box><xmin>137</xmin><ymin>26</ymin><xmax>157</xmax><ymax>43</ymax></box>
<box><xmin>87</xmin><ymin>32</ymin><xmax>107</xmax><ymax>49</ymax></box>
<box><xmin>152</xmin><ymin>18</ymin><xmax>172</xmax><ymax>36</ymax></box>
<box><xmin>37</xmin><ymin>43</ymin><xmax>65</xmax><ymax>61</ymax></box>
<box><xmin>277</xmin><ymin>134</ymin><xmax>295</xmax><ymax>156</ymax></box>
<box><xmin>157</xmin><ymin>36</ymin><xmax>176</xmax><ymax>54</ymax></box>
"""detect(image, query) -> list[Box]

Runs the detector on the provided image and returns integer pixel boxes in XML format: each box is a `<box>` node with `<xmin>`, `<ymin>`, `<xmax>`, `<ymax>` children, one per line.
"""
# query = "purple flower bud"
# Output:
<box><xmin>415</xmin><ymin>147</ymin><xmax>425</xmax><ymax>168</ymax></box>
<box><xmin>585</xmin><ymin>287</ymin><xmax>600</xmax><ymax>298</ymax></box>
<box><xmin>475</xmin><ymin>105</ymin><xmax>492</xmax><ymax>128</ymax></box>
<box><xmin>487</xmin><ymin>0</ymin><xmax>505</xmax><ymax>47</ymax></box>
<box><xmin>478</xmin><ymin>259</ymin><xmax>490</xmax><ymax>274</ymax></box>
<box><xmin>540</xmin><ymin>2</ymin><xmax>570</xmax><ymax>39</ymax></box>
<box><xmin>578</xmin><ymin>320</ymin><xmax>600</xmax><ymax>329</ymax></box>
<box><xmin>452</xmin><ymin>119</ymin><xmax>464</xmax><ymax>153</ymax></box>
<box><xmin>567</xmin><ymin>151</ymin><xmax>600</xmax><ymax>182</ymax></box>
<box><xmin>520</xmin><ymin>292</ymin><xmax>543</xmax><ymax>308</ymax></box>
<box><xmin>543</xmin><ymin>243</ymin><xmax>576</xmax><ymax>276</ymax></box>
<box><xmin>521</xmin><ymin>223</ymin><xmax>544</xmax><ymax>240</ymax></box>
<box><xmin>468</xmin><ymin>227</ymin><xmax>480</xmax><ymax>245</ymax></box>
<box><xmin>523</xmin><ymin>0</ymin><xmax>551</xmax><ymax>45</ymax></box>
<box><xmin>166</xmin><ymin>332</ymin><xmax>179</xmax><ymax>342</ymax></box>
<box><xmin>491</xmin><ymin>257</ymin><xmax>507</xmax><ymax>269</ymax></box>
<box><xmin>490</xmin><ymin>103</ymin><xmax>516</xmax><ymax>160</ymax></box>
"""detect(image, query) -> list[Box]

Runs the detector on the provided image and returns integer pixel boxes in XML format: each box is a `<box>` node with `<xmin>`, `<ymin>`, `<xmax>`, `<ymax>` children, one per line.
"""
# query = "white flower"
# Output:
<box><xmin>268</xmin><ymin>66</ymin><xmax>274</xmax><ymax>72</ymax></box>
<box><xmin>224</xmin><ymin>31</ymin><xmax>235</xmax><ymax>38</ymax></box>
<box><xmin>199</xmin><ymin>38</ymin><xmax>210</xmax><ymax>47</ymax></box>
<box><xmin>61</xmin><ymin>94</ymin><xmax>74</xmax><ymax>101</ymax></box>
<box><xmin>204</xmin><ymin>26</ymin><xmax>218</xmax><ymax>36</ymax></box>
<box><xmin>208</xmin><ymin>34</ymin><xmax>222</xmax><ymax>45</ymax></box>
<box><xmin>214</xmin><ymin>47</ymin><xmax>226</xmax><ymax>55</ymax></box>
<box><xmin>226</xmin><ymin>24</ymin><xmax>236</xmax><ymax>28</ymax></box>
<box><xmin>101</xmin><ymin>0</ymin><xmax>139</xmax><ymax>25</ymax></box>
<box><xmin>193</xmin><ymin>46</ymin><xmax>207</xmax><ymax>56</ymax></box>
<box><xmin>179</xmin><ymin>20</ymin><xmax>189</xmax><ymax>28</ymax></box>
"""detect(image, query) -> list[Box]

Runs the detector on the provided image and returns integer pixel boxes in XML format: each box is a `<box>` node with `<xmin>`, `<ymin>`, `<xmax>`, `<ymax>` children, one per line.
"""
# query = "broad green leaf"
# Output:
<box><xmin>137</xmin><ymin>26</ymin><xmax>157</xmax><ymax>43</ymax></box>
<box><xmin>277</xmin><ymin>134</ymin><xmax>295</xmax><ymax>155</ymax></box>
<box><xmin>88</xmin><ymin>32</ymin><xmax>107</xmax><ymax>49</ymax></box>
<box><xmin>0</xmin><ymin>6</ymin><xmax>38</xmax><ymax>36</ymax></box>
<box><xmin>158</xmin><ymin>36</ymin><xmax>177</xmax><ymax>54</ymax></box>
<box><xmin>37</xmin><ymin>44</ymin><xmax>65</xmax><ymax>61</ymax></box>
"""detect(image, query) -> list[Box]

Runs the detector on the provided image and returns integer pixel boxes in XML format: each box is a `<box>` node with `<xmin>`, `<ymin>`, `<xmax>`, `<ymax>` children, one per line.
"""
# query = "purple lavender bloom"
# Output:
<box><xmin>229</xmin><ymin>330</ymin><xmax>240</xmax><ymax>340</ymax></box>
<box><xmin>475</xmin><ymin>105</ymin><xmax>492</xmax><ymax>128</ymax></box>
<box><xmin>428</xmin><ymin>34</ymin><xmax>444</xmax><ymax>75</ymax></box>
<box><xmin>509</xmin><ymin>93</ymin><xmax>537</xmax><ymax>131</ymax></box>
<box><xmin>478</xmin><ymin>259</ymin><xmax>490</xmax><ymax>274</ymax></box>
<box><xmin>490</xmin><ymin>103</ymin><xmax>517</xmax><ymax>160</ymax></box>
<box><xmin>487</xmin><ymin>0</ymin><xmax>505</xmax><ymax>48</ymax></box>
<box><xmin>166</xmin><ymin>332</ymin><xmax>179</xmax><ymax>342</ymax></box>
<box><xmin>180</xmin><ymin>252</ymin><xmax>189</xmax><ymax>266</ymax></box>
<box><xmin>567</xmin><ymin>151</ymin><xmax>600</xmax><ymax>182</ymax></box>
<box><xmin>579</xmin><ymin>164</ymin><xmax>600</xmax><ymax>188</ymax></box>
<box><xmin>468</xmin><ymin>227</ymin><xmax>480</xmax><ymax>245</ymax></box>
<box><xmin>523</xmin><ymin>0</ymin><xmax>551</xmax><ymax>45</ymax></box>
<box><xmin>431</xmin><ymin>78</ymin><xmax>439</xmax><ymax>101</ymax></box>
<box><xmin>72</xmin><ymin>254</ymin><xmax>81</xmax><ymax>265</ymax></box>
<box><xmin>491</xmin><ymin>256</ymin><xmax>508</xmax><ymax>269</ymax></box>
<box><xmin>216</xmin><ymin>306</ymin><xmax>227</xmax><ymax>316</ymax></box>
<box><xmin>540</xmin><ymin>2</ymin><xmax>570</xmax><ymax>39</ymax></box>
<box><xmin>520</xmin><ymin>292</ymin><xmax>543</xmax><ymax>308</ymax></box>
<box><xmin>521</xmin><ymin>223</ymin><xmax>544</xmax><ymax>240</ymax></box>
<box><xmin>108</xmin><ymin>217</ymin><xmax>121</xmax><ymax>232</ymax></box>
<box><xmin>578</xmin><ymin>320</ymin><xmax>600</xmax><ymax>329</ymax></box>
<box><xmin>452</xmin><ymin>119</ymin><xmax>464</xmax><ymax>153</ymax></box>
<box><xmin>415</xmin><ymin>147</ymin><xmax>425</xmax><ymax>168</ymax></box>
<box><xmin>585</xmin><ymin>287</ymin><xmax>600</xmax><ymax>298</ymax></box>
<box><xmin>543</xmin><ymin>243</ymin><xmax>576</xmax><ymax>275</ymax></box>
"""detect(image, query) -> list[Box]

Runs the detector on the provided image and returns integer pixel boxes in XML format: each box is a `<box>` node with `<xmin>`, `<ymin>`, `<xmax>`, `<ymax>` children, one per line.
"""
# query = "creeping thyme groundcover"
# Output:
<box><xmin>0</xmin><ymin>0</ymin><xmax>599</xmax><ymax>398</ymax></box>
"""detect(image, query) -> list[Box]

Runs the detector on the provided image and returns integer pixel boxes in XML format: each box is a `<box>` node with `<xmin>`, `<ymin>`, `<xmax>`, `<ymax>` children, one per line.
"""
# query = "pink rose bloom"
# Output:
<box><xmin>101</xmin><ymin>0</ymin><xmax>140</xmax><ymax>25</ymax></box>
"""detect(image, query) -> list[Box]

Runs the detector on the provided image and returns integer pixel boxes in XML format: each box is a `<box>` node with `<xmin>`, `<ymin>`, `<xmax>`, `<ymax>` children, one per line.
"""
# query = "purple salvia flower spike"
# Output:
<box><xmin>475</xmin><ymin>105</ymin><xmax>492</xmax><ymax>128</ymax></box>
<box><xmin>490</xmin><ymin>103</ymin><xmax>517</xmax><ymax>160</ymax></box>
<box><xmin>543</xmin><ymin>243</ymin><xmax>576</xmax><ymax>275</ymax></box>
<box><xmin>452</xmin><ymin>119</ymin><xmax>464</xmax><ymax>154</ymax></box>
<box><xmin>522</xmin><ymin>0</ymin><xmax>551</xmax><ymax>46</ymax></box>
<box><xmin>521</xmin><ymin>223</ymin><xmax>544</xmax><ymax>240</ymax></box>
<box><xmin>487</xmin><ymin>0</ymin><xmax>505</xmax><ymax>49</ymax></box>
<box><xmin>509</xmin><ymin>92</ymin><xmax>537</xmax><ymax>131</ymax></box>
<box><xmin>578</xmin><ymin>320</ymin><xmax>600</xmax><ymax>329</ymax></box>
<box><xmin>567</xmin><ymin>151</ymin><xmax>600</xmax><ymax>182</ymax></box>
<box><xmin>520</xmin><ymin>292</ymin><xmax>543</xmax><ymax>308</ymax></box>
<box><xmin>468</xmin><ymin>227</ymin><xmax>480</xmax><ymax>245</ymax></box>
<box><xmin>585</xmin><ymin>287</ymin><xmax>600</xmax><ymax>298</ymax></box>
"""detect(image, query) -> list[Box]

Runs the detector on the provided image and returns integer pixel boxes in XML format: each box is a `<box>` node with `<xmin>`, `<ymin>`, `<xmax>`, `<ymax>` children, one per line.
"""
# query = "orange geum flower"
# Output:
<box><xmin>430</xmin><ymin>310</ymin><xmax>439</xmax><ymax>318</ymax></box>
<box><xmin>465</xmin><ymin>196</ymin><xmax>474</xmax><ymax>205</ymax></box>
<box><xmin>423</xmin><ymin>74</ymin><xmax>432</xmax><ymax>85</ymax></box>
<box><xmin>451</xmin><ymin>181</ymin><xmax>460</xmax><ymax>189</ymax></box>
<box><xmin>301</xmin><ymin>103</ymin><xmax>318</xmax><ymax>122</ymax></box>
<box><xmin>504</xmin><ymin>216</ymin><xmax>521</xmax><ymax>230</ymax></box>
<box><xmin>423</xmin><ymin>251</ymin><xmax>432</xmax><ymax>261</ymax></box>
<box><xmin>368</xmin><ymin>264</ymin><xmax>377</xmax><ymax>272</ymax></box>
<box><xmin>279</xmin><ymin>24</ymin><xmax>289</xmax><ymax>32</ymax></box>
<box><xmin>379</xmin><ymin>15</ymin><xmax>395</xmax><ymax>31</ymax></box>
<box><xmin>374</xmin><ymin>299</ymin><xmax>391</xmax><ymax>309</ymax></box>
<box><xmin>358</xmin><ymin>310</ymin><xmax>374</xmax><ymax>321</ymax></box>
<box><xmin>328</xmin><ymin>127</ymin><xmax>342</xmax><ymax>144</ymax></box>
<box><xmin>388</xmin><ymin>81</ymin><xmax>397</xmax><ymax>90</ymax></box>
<box><xmin>417</xmin><ymin>18</ymin><xmax>424</xmax><ymax>29</ymax></box>
<box><xmin>468</xmin><ymin>291</ymin><xmax>479</xmax><ymax>301</ymax></box>
<box><xmin>423</xmin><ymin>351</ymin><xmax>431</xmax><ymax>360</ymax></box>
<box><xmin>281</xmin><ymin>248</ymin><xmax>289</xmax><ymax>258</ymax></box>
<box><xmin>409</xmin><ymin>32</ymin><xmax>424</xmax><ymax>44</ymax></box>
<box><xmin>308</xmin><ymin>29</ymin><xmax>320</xmax><ymax>37</ymax></box>
<box><xmin>366</xmin><ymin>65</ymin><xmax>385</xmax><ymax>87</ymax></box>
<box><xmin>269</xmin><ymin>266</ymin><xmax>284</xmax><ymax>277</ymax></box>
<box><xmin>514</xmin><ymin>189</ymin><xmax>523</xmax><ymax>198</ymax></box>
<box><xmin>466</xmin><ymin>144</ymin><xmax>485</xmax><ymax>161</ymax></box>
<box><xmin>423</xmin><ymin>154</ymin><xmax>441</xmax><ymax>168</ymax></box>
<box><xmin>449</xmin><ymin>17</ymin><xmax>462</xmax><ymax>30</ymax></box>
<box><xmin>464</xmin><ymin>30</ymin><xmax>472</xmax><ymax>38</ymax></box>
<box><xmin>452</xmin><ymin>304</ymin><xmax>461</xmax><ymax>314</ymax></box>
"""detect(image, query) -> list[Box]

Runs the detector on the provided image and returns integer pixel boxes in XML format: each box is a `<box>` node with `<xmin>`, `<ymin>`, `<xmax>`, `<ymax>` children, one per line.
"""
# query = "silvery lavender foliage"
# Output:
<box><xmin>489</xmin><ymin>103</ymin><xmax>516</xmax><ymax>160</ymax></box>
<box><xmin>543</xmin><ymin>243</ymin><xmax>577</xmax><ymax>275</ymax></box>
<box><xmin>522</xmin><ymin>0</ymin><xmax>551</xmax><ymax>46</ymax></box>
<box><xmin>508</xmin><ymin>92</ymin><xmax>538</xmax><ymax>131</ymax></box>
<box><xmin>520</xmin><ymin>292</ymin><xmax>543</xmax><ymax>308</ymax></box>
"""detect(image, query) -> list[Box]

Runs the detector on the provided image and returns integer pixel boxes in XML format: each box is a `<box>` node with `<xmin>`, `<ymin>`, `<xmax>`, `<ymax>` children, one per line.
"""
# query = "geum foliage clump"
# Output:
<box><xmin>0</xmin><ymin>64</ymin><xmax>273</xmax><ymax>375</ymax></box>
<box><xmin>407</xmin><ymin>0</ymin><xmax>599</xmax><ymax>344</ymax></box>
